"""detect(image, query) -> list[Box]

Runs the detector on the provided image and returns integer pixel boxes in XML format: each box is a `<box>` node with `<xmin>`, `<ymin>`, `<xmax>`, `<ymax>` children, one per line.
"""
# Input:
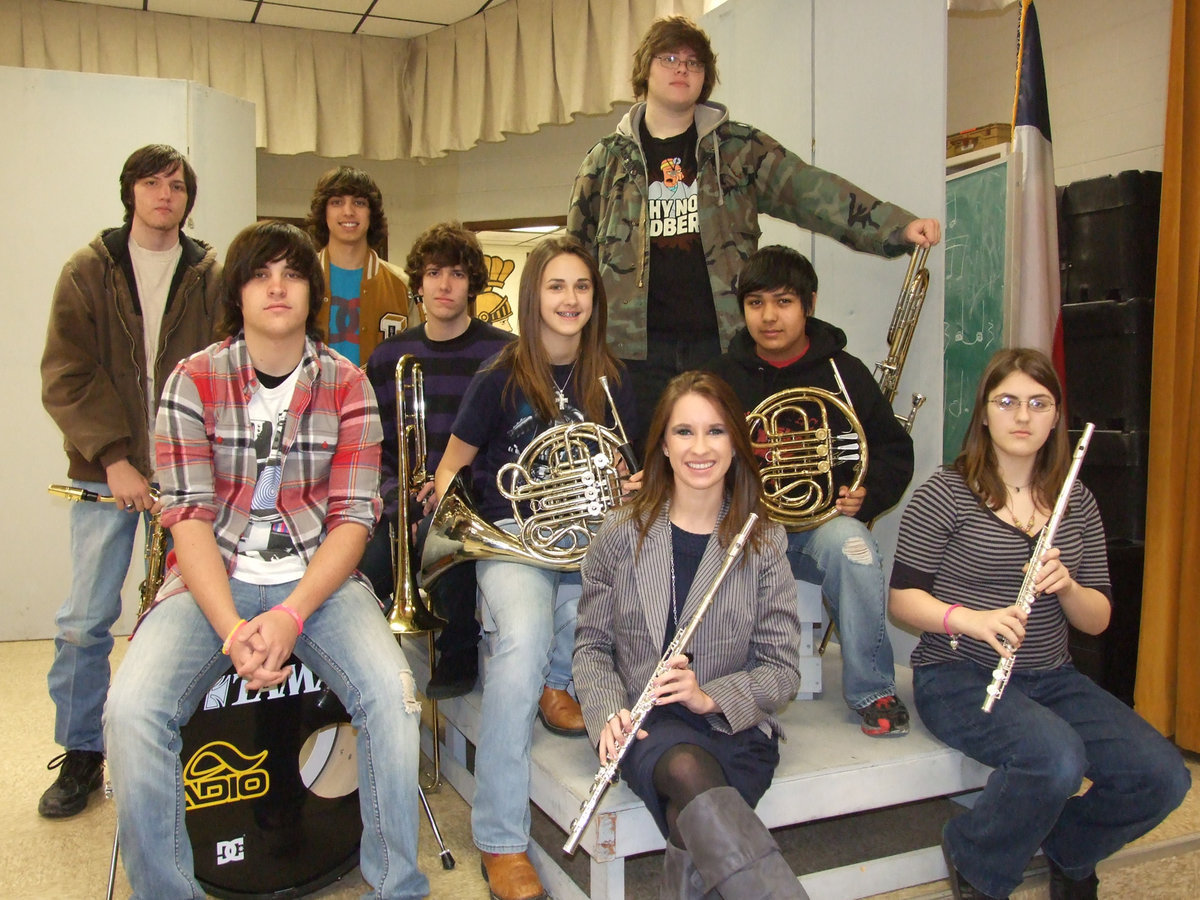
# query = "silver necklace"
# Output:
<box><xmin>553</xmin><ymin>359</ymin><xmax>578</xmax><ymax>411</ymax></box>
<box><xmin>1004</xmin><ymin>480</ymin><xmax>1031</xmax><ymax>494</ymax></box>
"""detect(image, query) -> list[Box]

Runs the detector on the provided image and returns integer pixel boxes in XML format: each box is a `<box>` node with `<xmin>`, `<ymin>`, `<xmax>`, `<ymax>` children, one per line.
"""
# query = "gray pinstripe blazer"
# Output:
<box><xmin>573</xmin><ymin>503</ymin><xmax>802</xmax><ymax>750</ymax></box>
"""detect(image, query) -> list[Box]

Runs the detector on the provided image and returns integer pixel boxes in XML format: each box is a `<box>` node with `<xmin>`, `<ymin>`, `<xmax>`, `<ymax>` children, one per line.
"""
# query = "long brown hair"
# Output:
<box><xmin>491</xmin><ymin>235</ymin><xmax>622</xmax><ymax>423</ymax></box>
<box><xmin>954</xmin><ymin>347</ymin><xmax>1069</xmax><ymax>511</ymax></box>
<box><xmin>217</xmin><ymin>221</ymin><xmax>326</xmax><ymax>341</ymax></box>
<box><xmin>627</xmin><ymin>371</ymin><xmax>768</xmax><ymax>557</ymax></box>
<box><xmin>631</xmin><ymin>16</ymin><xmax>720</xmax><ymax>104</ymax></box>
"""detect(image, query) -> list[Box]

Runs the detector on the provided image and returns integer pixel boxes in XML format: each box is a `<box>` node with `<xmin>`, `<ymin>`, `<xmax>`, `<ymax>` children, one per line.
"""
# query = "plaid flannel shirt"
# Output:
<box><xmin>152</xmin><ymin>334</ymin><xmax>382</xmax><ymax>603</ymax></box>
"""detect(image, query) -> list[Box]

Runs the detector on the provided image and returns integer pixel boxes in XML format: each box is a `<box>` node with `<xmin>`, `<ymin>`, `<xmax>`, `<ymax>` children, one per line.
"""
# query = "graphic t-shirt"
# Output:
<box><xmin>234</xmin><ymin>366</ymin><xmax>306</xmax><ymax>585</ymax></box>
<box><xmin>640</xmin><ymin>120</ymin><xmax>717</xmax><ymax>339</ymax></box>
<box><xmin>328</xmin><ymin>263</ymin><xmax>363</xmax><ymax>365</ymax></box>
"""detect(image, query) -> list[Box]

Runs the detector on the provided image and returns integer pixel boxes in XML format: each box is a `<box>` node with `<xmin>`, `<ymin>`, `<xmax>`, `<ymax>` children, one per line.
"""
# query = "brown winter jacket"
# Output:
<box><xmin>41</xmin><ymin>225</ymin><xmax>221</xmax><ymax>482</ymax></box>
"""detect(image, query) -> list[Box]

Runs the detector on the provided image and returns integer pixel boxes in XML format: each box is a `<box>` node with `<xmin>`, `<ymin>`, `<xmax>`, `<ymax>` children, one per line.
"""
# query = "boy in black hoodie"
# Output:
<box><xmin>705</xmin><ymin>245</ymin><xmax>915</xmax><ymax>736</ymax></box>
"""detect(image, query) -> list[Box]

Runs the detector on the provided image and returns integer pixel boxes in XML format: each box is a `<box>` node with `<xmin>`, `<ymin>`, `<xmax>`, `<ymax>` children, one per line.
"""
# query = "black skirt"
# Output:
<box><xmin>620</xmin><ymin>703</ymin><xmax>780</xmax><ymax>837</ymax></box>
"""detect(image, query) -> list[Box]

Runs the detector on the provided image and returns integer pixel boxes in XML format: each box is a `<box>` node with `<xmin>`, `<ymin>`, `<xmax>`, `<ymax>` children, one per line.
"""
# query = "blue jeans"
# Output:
<box><xmin>48</xmin><ymin>479</ymin><xmax>144</xmax><ymax>752</ymax></box>
<box><xmin>104</xmin><ymin>577</ymin><xmax>429</xmax><ymax>900</ymax></box>
<box><xmin>914</xmin><ymin>660</ymin><xmax>1190</xmax><ymax>897</ymax></box>
<box><xmin>472</xmin><ymin>521</ymin><xmax>580</xmax><ymax>852</ymax></box>
<box><xmin>787</xmin><ymin>517</ymin><xmax>896</xmax><ymax>709</ymax></box>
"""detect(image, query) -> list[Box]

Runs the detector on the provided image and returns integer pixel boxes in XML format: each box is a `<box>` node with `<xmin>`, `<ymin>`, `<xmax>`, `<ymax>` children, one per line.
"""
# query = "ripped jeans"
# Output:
<box><xmin>787</xmin><ymin>516</ymin><xmax>897</xmax><ymax>709</ymax></box>
<box><xmin>105</xmin><ymin>576</ymin><xmax>429</xmax><ymax>900</ymax></box>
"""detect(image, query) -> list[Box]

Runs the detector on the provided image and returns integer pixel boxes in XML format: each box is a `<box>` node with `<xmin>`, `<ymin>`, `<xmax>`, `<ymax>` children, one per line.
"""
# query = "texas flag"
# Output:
<box><xmin>1011</xmin><ymin>0</ymin><xmax>1065</xmax><ymax>381</ymax></box>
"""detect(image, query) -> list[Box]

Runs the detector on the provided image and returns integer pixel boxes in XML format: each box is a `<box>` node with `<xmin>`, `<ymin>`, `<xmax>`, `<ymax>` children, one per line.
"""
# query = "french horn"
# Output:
<box><xmin>420</xmin><ymin>375</ymin><xmax>636</xmax><ymax>585</ymax></box>
<box><xmin>746</xmin><ymin>387</ymin><xmax>867</xmax><ymax>532</ymax></box>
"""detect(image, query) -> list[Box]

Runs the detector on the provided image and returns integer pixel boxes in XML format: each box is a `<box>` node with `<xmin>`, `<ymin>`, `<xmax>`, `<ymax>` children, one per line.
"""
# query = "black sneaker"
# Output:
<box><xmin>37</xmin><ymin>750</ymin><xmax>105</xmax><ymax>818</ymax></box>
<box><xmin>426</xmin><ymin>650</ymin><xmax>478</xmax><ymax>700</ymax></box>
<box><xmin>943</xmin><ymin>829</ymin><xmax>1007</xmax><ymax>900</ymax></box>
<box><xmin>1048</xmin><ymin>858</ymin><xmax>1099</xmax><ymax>900</ymax></box>
<box><xmin>857</xmin><ymin>695</ymin><xmax>910</xmax><ymax>736</ymax></box>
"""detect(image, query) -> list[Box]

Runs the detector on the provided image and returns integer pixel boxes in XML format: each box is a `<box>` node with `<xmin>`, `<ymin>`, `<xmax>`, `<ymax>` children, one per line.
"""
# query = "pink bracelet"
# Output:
<box><xmin>942</xmin><ymin>603</ymin><xmax>963</xmax><ymax>635</ymax></box>
<box><xmin>273</xmin><ymin>604</ymin><xmax>304</xmax><ymax>636</ymax></box>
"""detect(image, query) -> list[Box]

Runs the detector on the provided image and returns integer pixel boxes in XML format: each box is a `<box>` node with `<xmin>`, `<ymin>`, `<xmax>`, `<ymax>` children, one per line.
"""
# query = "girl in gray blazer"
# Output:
<box><xmin>575</xmin><ymin>371</ymin><xmax>806</xmax><ymax>899</ymax></box>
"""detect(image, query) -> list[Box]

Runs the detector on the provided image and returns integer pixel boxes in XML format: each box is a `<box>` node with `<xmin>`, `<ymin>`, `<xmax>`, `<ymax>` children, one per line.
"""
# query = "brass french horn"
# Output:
<box><xmin>420</xmin><ymin>375</ymin><xmax>637</xmax><ymax>585</ymax></box>
<box><xmin>746</xmin><ymin>386</ymin><xmax>867</xmax><ymax>532</ymax></box>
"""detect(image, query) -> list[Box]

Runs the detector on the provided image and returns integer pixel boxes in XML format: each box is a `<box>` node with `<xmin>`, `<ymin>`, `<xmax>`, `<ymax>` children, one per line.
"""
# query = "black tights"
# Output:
<box><xmin>652</xmin><ymin>743</ymin><xmax>728</xmax><ymax>847</ymax></box>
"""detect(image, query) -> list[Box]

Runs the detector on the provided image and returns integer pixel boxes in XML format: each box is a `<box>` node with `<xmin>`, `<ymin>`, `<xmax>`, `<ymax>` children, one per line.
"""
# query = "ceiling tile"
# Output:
<box><xmin>151</xmin><ymin>0</ymin><xmax>257</xmax><ymax>22</ymax></box>
<box><xmin>357</xmin><ymin>17</ymin><xmax>441</xmax><ymax>39</ymax></box>
<box><xmin>278</xmin><ymin>0</ymin><xmax>374</xmax><ymax>13</ymax></box>
<box><xmin>372</xmin><ymin>0</ymin><xmax>482</xmax><ymax>26</ymax></box>
<box><xmin>256</xmin><ymin>4</ymin><xmax>361</xmax><ymax>32</ymax></box>
<box><xmin>60</xmin><ymin>0</ymin><xmax>143</xmax><ymax>10</ymax></box>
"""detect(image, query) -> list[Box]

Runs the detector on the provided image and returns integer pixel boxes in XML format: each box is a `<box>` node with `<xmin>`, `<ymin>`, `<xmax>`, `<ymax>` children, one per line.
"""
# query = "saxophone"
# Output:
<box><xmin>48</xmin><ymin>484</ymin><xmax>167</xmax><ymax>619</ymax></box>
<box><xmin>981</xmin><ymin>423</ymin><xmax>1095</xmax><ymax>713</ymax></box>
<box><xmin>563</xmin><ymin>514</ymin><xmax>758</xmax><ymax>855</ymax></box>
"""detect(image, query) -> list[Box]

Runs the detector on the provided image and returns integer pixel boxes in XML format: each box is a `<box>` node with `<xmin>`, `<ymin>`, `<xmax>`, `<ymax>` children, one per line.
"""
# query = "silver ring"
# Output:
<box><xmin>125</xmin><ymin>503</ymin><xmax>134</xmax><ymax>510</ymax></box>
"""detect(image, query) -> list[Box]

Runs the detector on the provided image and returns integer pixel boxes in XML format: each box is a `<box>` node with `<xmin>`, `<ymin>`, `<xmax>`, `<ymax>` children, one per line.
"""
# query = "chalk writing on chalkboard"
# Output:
<box><xmin>943</xmin><ymin>158</ymin><xmax>1012</xmax><ymax>463</ymax></box>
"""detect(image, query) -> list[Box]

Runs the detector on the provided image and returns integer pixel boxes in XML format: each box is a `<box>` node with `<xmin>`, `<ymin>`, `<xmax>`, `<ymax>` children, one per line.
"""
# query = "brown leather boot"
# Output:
<box><xmin>479</xmin><ymin>851</ymin><xmax>548</xmax><ymax>900</ymax></box>
<box><xmin>536</xmin><ymin>686</ymin><xmax>586</xmax><ymax>737</ymax></box>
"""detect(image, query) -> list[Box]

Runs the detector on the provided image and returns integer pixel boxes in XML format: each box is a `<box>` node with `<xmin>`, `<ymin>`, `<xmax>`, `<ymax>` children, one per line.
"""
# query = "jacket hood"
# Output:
<box><xmin>618</xmin><ymin>100</ymin><xmax>731</xmax><ymax>144</ymax></box>
<box><xmin>726</xmin><ymin>316</ymin><xmax>848</xmax><ymax>375</ymax></box>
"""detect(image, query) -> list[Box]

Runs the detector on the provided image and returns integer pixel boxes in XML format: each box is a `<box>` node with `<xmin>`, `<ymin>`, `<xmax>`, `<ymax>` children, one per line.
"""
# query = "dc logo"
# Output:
<box><xmin>216</xmin><ymin>837</ymin><xmax>244</xmax><ymax>866</ymax></box>
<box><xmin>203</xmin><ymin>674</ymin><xmax>236</xmax><ymax>711</ymax></box>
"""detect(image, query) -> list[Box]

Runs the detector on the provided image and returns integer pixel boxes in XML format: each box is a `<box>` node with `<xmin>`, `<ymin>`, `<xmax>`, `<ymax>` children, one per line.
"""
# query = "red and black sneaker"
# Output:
<box><xmin>857</xmin><ymin>695</ymin><xmax>910</xmax><ymax>737</ymax></box>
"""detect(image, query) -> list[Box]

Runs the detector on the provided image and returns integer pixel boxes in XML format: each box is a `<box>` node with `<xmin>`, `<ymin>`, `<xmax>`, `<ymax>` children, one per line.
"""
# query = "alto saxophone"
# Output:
<box><xmin>981</xmin><ymin>423</ymin><xmax>1095</xmax><ymax>712</ymax></box>
<box><xmin>48</xmin><ymin>483</ymin><xmax>167</xmax><ymax>619</ymax></box>
<box><xmin>563</xmin><ymin>514</ymin><xmax>758</xmax><ymax>855</ymax></box>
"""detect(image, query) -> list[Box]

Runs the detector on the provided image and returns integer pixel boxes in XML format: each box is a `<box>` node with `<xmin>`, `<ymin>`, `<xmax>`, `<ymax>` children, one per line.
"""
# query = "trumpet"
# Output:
<box><xmin>48</xmin><ymin>483</ymin><xmax>166</xmax><ymax>619</ymax></box>
<box><xmin>420</xmin><ymin>376</ymin><xmax>637</xmax><ymax>584</ymax></box>
<box><xmin>388</xmin><ymin>355</ymin><xmax>446</xmax><ymax>634</ymax></box>
<box><xmin>982</xmin><ymin>424</ymin><xmax>1095</xmax><ymax>712</ymax></box>
<box><xmin>563</xmin><ymin>514</ymin><xmax>759</xmax><ymax>855</ymax></box>
<box><xmin>875</xmin><ymin>245</ymin><xmax>930</xmax><ymax>433</ymax></box>
<box><xmin>747</xmin><ymin>384</ymin><xmax>867</xmax><ymax>532</ymax></box>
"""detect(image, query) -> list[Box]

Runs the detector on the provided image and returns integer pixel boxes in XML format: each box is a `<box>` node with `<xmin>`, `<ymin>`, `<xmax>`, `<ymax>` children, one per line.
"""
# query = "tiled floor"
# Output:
<box><xmin>2</xmin><ymin>637</ymin><xmax>1196</xmax><ymax>899</ymax></box>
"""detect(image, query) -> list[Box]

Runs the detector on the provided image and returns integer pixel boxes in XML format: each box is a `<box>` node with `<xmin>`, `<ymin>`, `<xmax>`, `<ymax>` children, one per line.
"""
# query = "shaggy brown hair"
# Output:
<box><xmin>631</xmin><ymin>16</ymin><xmax>720</xmax><ymax>105</ymax></box>
<box><xmin>304</xmin><ymin>166</ymin><xmax>388</xmax><ymax>250</ymax></box>
<box><xmin>217</xmin><ymin>221</ymin><xmax>326</xmax><ymax>342</ymax></box>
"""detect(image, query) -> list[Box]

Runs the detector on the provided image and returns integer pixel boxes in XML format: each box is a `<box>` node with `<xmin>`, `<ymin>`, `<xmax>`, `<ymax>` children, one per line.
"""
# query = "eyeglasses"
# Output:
<box><xmin>654</xmin><ymin>54</ymin><xmax>705</xmax><ymax>73</ymax></box>
<box><xmin>988</xmin><ymin>395</ymin><xmax>1056</xmax><ymax>414</ymax></box>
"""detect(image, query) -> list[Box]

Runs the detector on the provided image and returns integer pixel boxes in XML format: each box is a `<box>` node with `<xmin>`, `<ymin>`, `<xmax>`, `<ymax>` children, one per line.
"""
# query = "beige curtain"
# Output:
<box><xmin>1</xmin><ymin>0</ymin><xmax>701</xmax><ymax>161</ymax></box>
<box><xmin>1135</xmin><ymin>0</ymin><xmax>1200</xmax><ymax>752</ymax></box>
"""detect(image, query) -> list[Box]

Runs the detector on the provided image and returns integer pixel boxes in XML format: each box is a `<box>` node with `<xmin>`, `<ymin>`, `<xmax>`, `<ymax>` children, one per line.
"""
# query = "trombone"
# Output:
<box><xmin>874</xmin><ymin>244</ymin><xmax>930</xmax><ymax>434</ymax></box>
<box><xmin>388</xmin><ymin>355</ymin><xmax>447</xmax><ymax>636</ymax></box>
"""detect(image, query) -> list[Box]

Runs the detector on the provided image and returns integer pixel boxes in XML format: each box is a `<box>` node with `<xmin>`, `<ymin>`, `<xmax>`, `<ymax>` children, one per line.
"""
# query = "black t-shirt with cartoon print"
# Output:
<box><xmin>640</xmin><ymin>120</ymin><xmax>717</xmax><ymax>339</ymax></box>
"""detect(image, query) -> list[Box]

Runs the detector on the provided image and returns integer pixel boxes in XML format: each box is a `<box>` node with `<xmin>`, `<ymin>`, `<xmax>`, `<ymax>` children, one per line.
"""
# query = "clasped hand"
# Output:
<box><xmin>227</xmin><ymin>607</ymin><xmax>302</xmax><ymax>691</ymax></box>
<box><xmin>596</xmin><ymin>654</ymin><xmax>714</xmax><ymax>764</ymax></box>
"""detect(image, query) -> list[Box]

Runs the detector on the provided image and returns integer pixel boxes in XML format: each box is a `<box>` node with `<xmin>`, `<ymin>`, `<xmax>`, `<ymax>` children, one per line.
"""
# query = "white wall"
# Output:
<box><xmin>948</xmin><ymin>0</ymin><xmax>1171</xmax><ymax>185</ymax></box>
<box><xmin>1</xmin><ymin>68</ymin><xmax>255</xmax><ymax>641</ymax></box>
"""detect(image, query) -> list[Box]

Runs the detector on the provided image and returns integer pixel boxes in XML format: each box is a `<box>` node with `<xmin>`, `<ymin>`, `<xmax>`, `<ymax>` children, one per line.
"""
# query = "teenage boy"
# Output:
<box><xmin>568</xmin><ymin>15</ymin><xmax>941</xmax><ymax>446</ymax></box>
<box><xmin>305</xmin><ymin>166</ymin><xmax>421</xmax><ymax>365</ymax></box>
<box><xmin>364</xmin><ymin>222</ymin><xmax>513</xmax><ymax>700</ymax></box>
<box><xmin>706</xmin><ymin>245</ymin><xmax>915</xmax><ymax>736</ymax></box>
<box><xmin>39</xmin><ymin>144</ymin><xmax>220</xmax><ymax>818</ymax></box>
<box><xmin>104</xmin><ymin>222</ymin><xmax>428</xmax><ymax>899</ymax></box>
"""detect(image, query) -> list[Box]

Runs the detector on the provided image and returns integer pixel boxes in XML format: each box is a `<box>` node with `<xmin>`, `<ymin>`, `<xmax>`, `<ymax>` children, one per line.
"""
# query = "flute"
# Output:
<box><xmin>982</xmin><ymin>423</ymin><xmax>1094</xmax><ymax>713</ymax></box>
<box><xmin>563</xmin><ymin>513</ymin><xmax>758</xmax><ymax>855</ymax></box>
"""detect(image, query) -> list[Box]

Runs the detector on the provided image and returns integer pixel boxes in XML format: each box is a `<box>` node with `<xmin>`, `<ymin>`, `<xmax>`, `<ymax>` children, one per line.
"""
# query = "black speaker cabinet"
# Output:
<box><xmin>1071</xmin><ymin>428</ymin><xmax>1149</xmax><ymax>544</ymax></box>
<box><xmin>1062</xmin><ymin>297</ymin><xmax>1153</xmax><ymax>432</ymax></box>
<box><xmin>1069</xmin><ymin>539</ymin><xmax>1145</xmax><ymax>706</ymax></box>
<box><xmin>1061</xmin><ymin>170</ymin><xmax>1162</xmax><ymax>303</ymax></box>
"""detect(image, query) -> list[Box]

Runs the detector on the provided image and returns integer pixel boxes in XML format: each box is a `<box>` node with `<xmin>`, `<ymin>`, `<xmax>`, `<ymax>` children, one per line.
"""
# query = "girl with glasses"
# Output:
<box><xmin>889</xmin><ymin>347</ymin><xmax>1189</xmax><ymax>900</ymax></box>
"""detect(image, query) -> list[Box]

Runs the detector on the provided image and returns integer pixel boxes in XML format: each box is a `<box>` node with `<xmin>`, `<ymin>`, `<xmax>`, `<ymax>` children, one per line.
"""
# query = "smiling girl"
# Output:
<box><xmin>432</xmin><ymin>235</ymin><xmax>635</xmax><ymax>900</ymax></box>
<box><xmin>574</xmin><ymin>371</ymin><xmax>805</xmax><ymax>898</ymax></box>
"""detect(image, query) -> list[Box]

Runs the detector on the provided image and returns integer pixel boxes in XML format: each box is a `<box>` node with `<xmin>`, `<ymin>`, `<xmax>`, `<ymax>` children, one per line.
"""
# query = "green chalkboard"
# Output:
<box><xmin>943</xmin><ymin>158</ymin><xmax>1012</xmax><ymax>462</ymax></box>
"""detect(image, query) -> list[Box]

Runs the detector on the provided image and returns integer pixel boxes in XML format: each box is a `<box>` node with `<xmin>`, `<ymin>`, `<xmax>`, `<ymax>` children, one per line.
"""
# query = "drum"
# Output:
<box><xmin>180</xmin><ymin>658</ymin><xmax>362</xmax><ymax>899</ymax></box>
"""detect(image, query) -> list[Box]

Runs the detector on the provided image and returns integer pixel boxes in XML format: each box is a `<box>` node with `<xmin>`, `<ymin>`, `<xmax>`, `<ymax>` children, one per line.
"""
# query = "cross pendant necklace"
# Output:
<box><xmin>554</xmin><ymin>359</ymin><xmax>578</xmax><ymax>411</ymax></box>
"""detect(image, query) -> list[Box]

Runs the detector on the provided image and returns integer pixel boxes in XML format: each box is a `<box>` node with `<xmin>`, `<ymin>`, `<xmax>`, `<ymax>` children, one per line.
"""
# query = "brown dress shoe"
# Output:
<box><xmin>479</xmin><ymin>851</ymin><xmax>548</xmax><ymax>900</ymax></box>
<box><xmin>537</xmin><ymin>686</ymin><xmax>587</xmax><ymax>737</ymax></box>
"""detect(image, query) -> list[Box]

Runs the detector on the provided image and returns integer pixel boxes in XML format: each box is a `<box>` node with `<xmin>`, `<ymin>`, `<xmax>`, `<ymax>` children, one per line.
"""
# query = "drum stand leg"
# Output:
<box><xmin>105</xmin><ymin>781</ymin><xmax>119</xmax><ymax>900</ymax></box>
<box><xmin>818</xmin><ymin>595</ymin><xmax>838</xmax><ymax>656</ymax></box>
<box><xmin>423</xmin><ymin>630</ymin><xmax>443</xmax><ymax>792</ymax></box>
<box><xmin>417</xmin><ymin>783</ymin><xmax>455</xmax><ymax>869</ymax></box>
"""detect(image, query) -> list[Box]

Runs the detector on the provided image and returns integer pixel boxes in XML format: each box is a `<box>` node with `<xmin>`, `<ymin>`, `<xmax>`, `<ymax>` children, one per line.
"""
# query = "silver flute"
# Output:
<box><xmin>563</xmin><ymin>513</ymin><xmax>758</xmax><ymax>855</ymax></box>
<box><xmin>982</xmin><ymin>423</ymin><xmax>1095</xmax><ymax>713</ymax></box>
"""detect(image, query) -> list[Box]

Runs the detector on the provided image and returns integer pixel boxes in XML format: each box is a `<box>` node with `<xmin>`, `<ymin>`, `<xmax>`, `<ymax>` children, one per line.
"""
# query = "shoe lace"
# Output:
<box><xmin>45</xmin><ymin>752</ymin><xmax>68</xmax><ymax>772</ymax></box>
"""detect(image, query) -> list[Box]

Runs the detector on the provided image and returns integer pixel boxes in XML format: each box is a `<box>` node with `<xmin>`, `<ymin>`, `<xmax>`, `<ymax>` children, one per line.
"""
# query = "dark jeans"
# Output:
<box><xmin>914</xmin><ymin>659</ymin><xmax>1190</xmax><ymax>897</ymax></box>
<box><xmin>622</xmin><ymin>334</ymin><xmax>721</xmax><ymax>456</ymax></box>
<box><xmin>359</xmin><ymin>518</ymin><xmax>481</xmax><ymax>659</ymax></box>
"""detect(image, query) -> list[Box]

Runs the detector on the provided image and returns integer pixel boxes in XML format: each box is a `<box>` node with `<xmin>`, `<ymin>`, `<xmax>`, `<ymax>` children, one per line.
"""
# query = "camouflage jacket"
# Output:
<box><xmin>567</xmin><ymin>101</ymin><xmax>918</xmax><ymax>360</ymax></box>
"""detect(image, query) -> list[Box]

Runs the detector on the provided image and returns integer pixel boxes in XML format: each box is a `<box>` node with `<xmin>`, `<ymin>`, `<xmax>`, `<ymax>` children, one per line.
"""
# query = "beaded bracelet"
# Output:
<box><xmin>273</xmin><ymin>604</ymin><xmax>304</xmax><ymax>636</ymax></box>
<box><xmin>221</xmin><ymin>619</ymin><xmax>248</xmax><ymax>655</ymax></box>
